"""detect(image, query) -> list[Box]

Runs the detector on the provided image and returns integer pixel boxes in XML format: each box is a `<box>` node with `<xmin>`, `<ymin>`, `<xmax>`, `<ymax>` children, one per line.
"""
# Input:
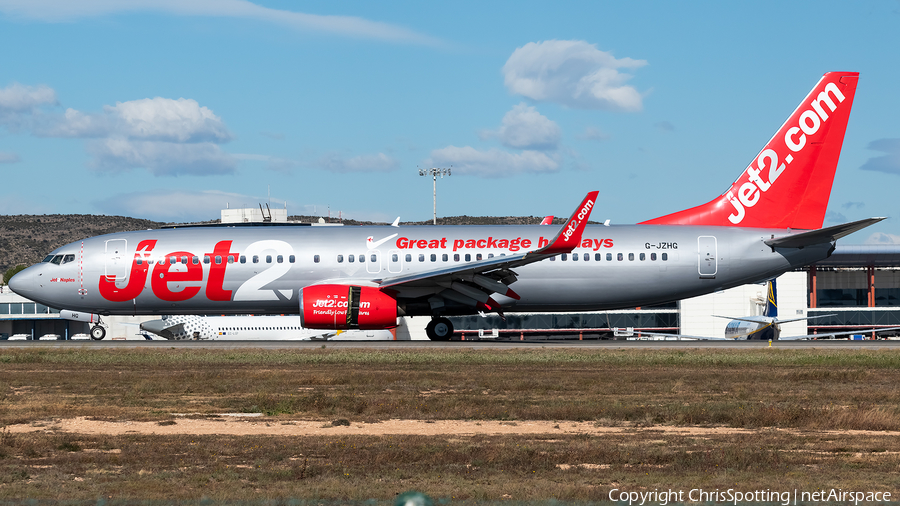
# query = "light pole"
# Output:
<box><xmin>419</xmin><ymin>167</ymin><xmax>451</xmax><ymax>225</ymax></box>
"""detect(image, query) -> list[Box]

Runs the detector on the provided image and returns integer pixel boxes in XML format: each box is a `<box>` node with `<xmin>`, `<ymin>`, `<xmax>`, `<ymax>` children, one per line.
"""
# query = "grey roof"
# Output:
<box><xmin>813</xmin><ymin>244</ymin><xmax>900</xmax><ymax>268</ymax></box>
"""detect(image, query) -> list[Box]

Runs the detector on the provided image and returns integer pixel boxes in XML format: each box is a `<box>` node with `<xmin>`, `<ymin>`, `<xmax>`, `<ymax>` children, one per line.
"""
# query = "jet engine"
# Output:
<box><xmin>300</xmin><ymin>285</ymin><xmax>398</xmax><ymax>330</ymax></box>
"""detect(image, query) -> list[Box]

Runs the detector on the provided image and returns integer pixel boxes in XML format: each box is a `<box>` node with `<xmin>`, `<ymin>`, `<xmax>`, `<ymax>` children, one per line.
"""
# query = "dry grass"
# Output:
<box><xmin>2</xmin><ymin>347</ymin><xmax>900</xmax><ymax>503</ymax></box>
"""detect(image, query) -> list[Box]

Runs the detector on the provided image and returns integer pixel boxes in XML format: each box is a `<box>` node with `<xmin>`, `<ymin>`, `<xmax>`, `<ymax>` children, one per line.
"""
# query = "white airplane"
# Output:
<box><xmin>138</xmin><ymin>314</ymin><xmax>399</xmax><ymax>340</ymax></box>
<box><xmin>634</xmin><ymin>279</ymin><xmax>900</xmax><ymax>340</ymax></box>
<box><xmin>9</xmin><ymin>72</ymin><xmax>881</xmax><ymax>341</ymax></box>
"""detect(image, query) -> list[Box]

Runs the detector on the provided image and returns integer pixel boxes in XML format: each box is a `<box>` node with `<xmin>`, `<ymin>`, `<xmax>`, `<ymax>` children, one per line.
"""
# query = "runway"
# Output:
<box><xmin>2</xmin><ymin>339</ymin><xmax>900</xmax><ymax>350</ymax></box>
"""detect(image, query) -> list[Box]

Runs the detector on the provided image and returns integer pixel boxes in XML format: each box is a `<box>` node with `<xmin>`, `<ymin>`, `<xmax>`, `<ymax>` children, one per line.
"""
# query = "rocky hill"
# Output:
<box><xmin>0</xmin><ymin>215</ymin><xmax>164</xmax><ymax>276</ymax></box>
<box><xmin>0</xmin><ymin>214</ymin><xmax>571</xmax><ymax>278</ymax></box>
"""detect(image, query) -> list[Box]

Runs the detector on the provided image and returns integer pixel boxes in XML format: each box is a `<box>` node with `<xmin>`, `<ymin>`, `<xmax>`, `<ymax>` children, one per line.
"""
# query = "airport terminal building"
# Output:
<box><xmin>3</xmin><ymin>244</ymin><xmax>900</xmax><ymax>340</ymax></box>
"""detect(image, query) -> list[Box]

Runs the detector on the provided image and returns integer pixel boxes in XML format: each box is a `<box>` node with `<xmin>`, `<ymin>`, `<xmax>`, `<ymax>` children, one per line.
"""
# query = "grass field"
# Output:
<box><xmin>1</xmin><ymin>347</ymin><xmax>899</xmax><ymax>504</ymax></box>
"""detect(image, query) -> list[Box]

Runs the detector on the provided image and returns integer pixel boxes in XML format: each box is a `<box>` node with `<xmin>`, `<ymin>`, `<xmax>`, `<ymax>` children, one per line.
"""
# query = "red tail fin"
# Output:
<box><xmin>641</xmin><ymin>72</ymin><xmax>859</xmax><ymax>229</ymax></box>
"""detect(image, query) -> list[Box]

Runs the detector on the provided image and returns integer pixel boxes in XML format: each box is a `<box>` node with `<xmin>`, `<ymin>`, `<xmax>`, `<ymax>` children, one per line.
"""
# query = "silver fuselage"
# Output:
<box><xmin>10</xmin><ymin>223</ymin><xmax>831</xmax><ymax>317</ymax></box>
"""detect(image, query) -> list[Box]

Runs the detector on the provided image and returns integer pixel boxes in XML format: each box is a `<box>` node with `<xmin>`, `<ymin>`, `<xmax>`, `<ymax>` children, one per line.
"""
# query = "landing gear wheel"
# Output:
<box><xmin>425</xmin><ymin>317</ymin><xmax>453</xmax><ymax>341</ymax></box>
<box><xmin>90</xmin><ymin>325</ymin><xmax>106</xmax><ymax>341</ymax></box>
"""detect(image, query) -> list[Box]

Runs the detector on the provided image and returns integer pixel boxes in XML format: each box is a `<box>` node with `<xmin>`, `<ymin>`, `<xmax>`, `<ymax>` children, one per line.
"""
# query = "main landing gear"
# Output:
<box><xmin>425</xmin><ymin>317</ymin><xmax>454</xmax><ymax>341</ymax></box>
<box><xmin>90</xmin><ymin>325</ymin><xmax>106</xmax><ymax>341</ymax></box>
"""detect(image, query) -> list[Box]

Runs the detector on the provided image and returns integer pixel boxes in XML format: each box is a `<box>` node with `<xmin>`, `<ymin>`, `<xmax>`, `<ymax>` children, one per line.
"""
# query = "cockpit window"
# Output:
<box><xmin>50</xmin><ymin>255</ymin><xmax>63</xmax><ymax>265</ymax></box>
<box><xmin>42</xmin><ymin>255</ymin><xmax>54</xmax><ymax>263</ymax></box>
<box><xmin>62</xmin><ymin>254</ymin><xmax>75</xmax><ymax>264</ymax></box>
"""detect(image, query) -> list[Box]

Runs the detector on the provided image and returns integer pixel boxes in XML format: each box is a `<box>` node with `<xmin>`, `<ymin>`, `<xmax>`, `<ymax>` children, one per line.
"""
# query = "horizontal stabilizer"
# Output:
<box><xmin>765</xmin><ymin>217</ymin><xmax>885</xmax><ymax>249</ymax></box>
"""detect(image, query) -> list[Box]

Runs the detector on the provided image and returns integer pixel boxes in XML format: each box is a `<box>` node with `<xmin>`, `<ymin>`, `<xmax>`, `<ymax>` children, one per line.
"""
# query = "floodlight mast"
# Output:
<box><xmin>418</xmin><ymin>167</ymin><xmax>451</xmax><ymax>225</ymax></box>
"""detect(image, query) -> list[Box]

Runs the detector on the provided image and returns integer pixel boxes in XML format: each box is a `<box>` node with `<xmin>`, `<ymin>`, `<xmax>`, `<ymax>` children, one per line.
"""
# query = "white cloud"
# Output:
<box><xmin>824</xmin><ymin>210</ymin><xmax>847</xmax><ymax>223</ymax></box>
<box><xmin>93</xmin><ymin>188</ymin><xmax>256</xmax><ymax>222</ymax></box>
<box><xmin>860</xmin><ymin>138</ymin><xmax>900</xmax><ymax>175</ymax></box>
<box><xmin>317</xmin><ymin>152</ymin><xmax>399</xmax><ymax>173</ymax></box>
<box><xmin>0</xmin><ymin>151</ymin><xmax>20</xmax><ymax>163</ymax></box>
<box><xmin>42</xmin><ymin>97</ymin><xmax>232</xmax><ymax>142</ymax></box>
<box><xmin>428</xmin><ymin>146</ymin><xmax>559</xmax><ymax>178</ymax></box>
<box><xmin>577</xmin><ymin>126</ymin><xmax>610</xmax><ymax>142</ymax></box>
<box><xmin>480</xmin><ymin>103</ymin><xmax>560</xmax><ymax>151</ymax></box>
<box><xmin>87</xmin><ymin>139</ymin><xmax>236</xmax><ymax>176</ymax></box>
<box><xmin>0</xmin><ymin>0</ymin><xmax>439</xmax><ymax>45</ymax></box>
<box><xmin>234</xmin><ymin>153</ymin><xmax>298</xmax><ymax>173</ymax></box>
<box><xmin>2</xmin><ymin>83</ymin><xmax>238</xmax><ymax>176</ymax></box>
<box><xmin>0</xmin><ymin>82</ymin><xmax>56</xmax><ymax>112</ymax></box>
<box><xmin>864</xmin><ymin>232</ymin><xmax>900</xmax><ymax>245</ymax></box>
<box><xmin>0</xmin><ymin>83</ymin><xmax>57</xmax><ymax>130</ymax></box>
<box><xmin>654</xmin><ymin>121</ymin><xmax>675</xmax><ymax>132</ymax></box>
<box><xmin>502</xmin><ymin>40</ymin><xmax>646</xmax><ymax>111</ymax></box>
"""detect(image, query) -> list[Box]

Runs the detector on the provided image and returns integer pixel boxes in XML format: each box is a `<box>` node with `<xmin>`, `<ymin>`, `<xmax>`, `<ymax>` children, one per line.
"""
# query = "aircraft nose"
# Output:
<box><xmin>8</xmin><ymin>265</ymin><xmax>36</xmax><ymax>298</ymax></box>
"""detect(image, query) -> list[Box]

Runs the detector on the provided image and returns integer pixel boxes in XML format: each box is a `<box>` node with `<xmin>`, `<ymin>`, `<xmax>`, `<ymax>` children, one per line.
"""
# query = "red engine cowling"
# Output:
<box><xmin>300</xmin><ymin>285</ymin><xmax>398</xmax><ymax>330</ymax></box>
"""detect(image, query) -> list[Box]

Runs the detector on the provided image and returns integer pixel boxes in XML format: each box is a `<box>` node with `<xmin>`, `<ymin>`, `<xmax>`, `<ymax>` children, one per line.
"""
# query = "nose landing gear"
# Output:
<box><xmin>90</xmin><ymin>325</ymin><xmax>106</xmax><ymax>341</ymax></box>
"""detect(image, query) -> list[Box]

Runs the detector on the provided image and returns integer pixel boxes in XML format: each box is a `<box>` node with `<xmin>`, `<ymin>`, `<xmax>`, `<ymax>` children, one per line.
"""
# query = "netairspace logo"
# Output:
<box><xmin>608</xmin><ymin>487</ymin><xmax>892</xmax><ymax>506</ymax></box>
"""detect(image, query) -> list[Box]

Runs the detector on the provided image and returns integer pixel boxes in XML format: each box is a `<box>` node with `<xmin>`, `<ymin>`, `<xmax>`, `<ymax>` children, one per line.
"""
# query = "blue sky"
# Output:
<box><xmin>1</xmin><ymin>0</ymin><xmax>900</xmax><ymax>243</ymax></box>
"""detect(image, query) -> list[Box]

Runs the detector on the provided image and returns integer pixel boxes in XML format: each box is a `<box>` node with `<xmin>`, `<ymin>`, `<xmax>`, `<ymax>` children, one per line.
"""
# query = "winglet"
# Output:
<box><xmin>538</xmin><ymin>191</ymin><xmax>599</xmax><ymax>255</ymax></box>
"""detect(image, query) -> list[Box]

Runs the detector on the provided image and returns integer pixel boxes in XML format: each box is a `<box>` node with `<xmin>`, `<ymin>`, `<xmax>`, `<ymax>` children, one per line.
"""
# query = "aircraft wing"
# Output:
<box><xmin>139</xmin><ymin>319</ymin><xmax>184</xmax><ymax>340</ymax></box>
<box><xmin>628</xmin><ymin>330</ymin><xmax>751</xmax><ymax>341</ymax></box>
<box><xmin>711</xmin><ymin>314</ymin><xmax>838</xmax><ymax>325</ymax></box>
<box><xmin>369</xmin><ymin>192</ymin><xmax>599</xmax><ymax>310</ymax></box>
<box><xmin>778</xmin><ymin>326</ymin><xmax>900</xmax><ymax>341</ymax></box>
<box><xmin>634</xmin><ymin>326</ymin><xmax>900</xmax><ymax>341</ymax></box>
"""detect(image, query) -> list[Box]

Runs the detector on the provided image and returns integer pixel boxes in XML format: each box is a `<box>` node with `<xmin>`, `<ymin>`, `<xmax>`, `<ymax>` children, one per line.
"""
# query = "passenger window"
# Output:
<box><xmin>606</xmin><ymin>253</ymin><xmax>612</xmax><ymax>261</ymax></box>
<box><xmin>572</xmin><ymin>253</ymin><xmax>579</xmax><ymax>261</ymax></box>
<box><xmin>181</xmin><ymin>256</ymin><xmax>188</xmax><ymax>264</ymax></box>
<box><xmin>595</xmin><ymin>253</ymin><xmax>602</xmax><ymax>261</ymax></box>
<box><xmin>405</xmin><ymin>254</ymin><xmax>412</xmax><ymax>262</ymax></box>
<box><xmin>204</xmin><ymin>255</ymin><xmax>211</xmax><ymax>264</ymax></box>
<box><xmin>465</xmin><ymin>254</ymin><xmax>471</xmax><ymax>262</ymax></box>
<box><xmin>348</xmin><ymin>255</ymin><xmax>355</xmax><ymax>263</ymax></box>
<box><xmin>651</xmin><ymin>253</ymin><xmax>657</xmax><ymax>261</ymax></box>
<box><xmin>276</xmin><ymin>255</ymin><xmax>283</xmax><ymax>263</ymax></box>
<box><xmin>266</xmin><ymin>255</ymin><xmax>272</xmax><ymax>263</ymax></box>
<box><xmin>617</xmin><ymin>253</ymin><xmax>623</xmax><ymax>261</ymax></box>
<box><xmin>392</xmin><ymin>254</ymin><xmax>399</xmax><ymax>262</ymax></box>
<box><xmin>215</xmin><ymin>255</ymin><xmax>222</xmax><ymax>264</ymax></box>
<box><xmin>240</xmin><ymin>255</ymin><xmax>246</xmax><ymax>264</ymax></box>
<box><xmin>170</xmin><ymin>256</ymin><xmax>177</xmax><ymax>265</ymax></box>
<box><xmin>359</xmin><ymin>255</ymin><xmax>365</xmax><ymax>263</ymax></box>
<box><xmin>136</xmin><ymin>258</ymin><xmax>142</xmax><ymax>265</ymax></box>
<box><xmin>419</xmin><ymin>254</ymin><xmax>425</xmax><ymax>262</ymax></box>
<box><xmin>289</xmin><ymin>255</ymin><xmax>296</xmax><ymax>263</ymax></box>
<box><xmin>628</xmin><ymin>253</ymin><xmax>634</xmax><ymax>261</ymax></box>
<box><xmin>192</xmin><ymin>256</ymin><xmax>199</xmax><ymax>265</ymax></box>
<box><xmin>337</xmin><ymin>255</ymin><xmax>344</xmax><ymax>263</ymax></box>
<box><xmin>662</xmin><ymin>253</ymin><xmax>668</xmax><ymax>261</ymax></box>
<box><xmin>584</xmin><ymin>253</ymin><xmax>589</xmax><ymax>261</ymax></box>
<box><xmin>252</xmin><ymin>255</ymin><xmax>259</xmax><ymax>264</ymax></box>
<box><xmin>550</xmin><ymin>256</ymin><xmax>556</xmax><ymax>262</ymax></box>
<box><xmin>640</xmin><ymin>253</ymin><xmax>646</xmax><ymax>261</ymax></box>
<box><xmin>430</xmin><ymin>254</ymin><xmax>436</xmax><ymax>262</ymax></box>
<box><xmin>442</xmin><ymin>254</ymin><xmax>448</xmax><ymax>262</ymax></box>
<box><xmin>488</xmin><ymin>253</ymin><xmax>494</xmax><ymax>259</ymax></box>
<box><xmin>454</xmin><ymin>254</ymin><xmax>460</xmax><ymax>261</ymax></box>
<box><xmin>228</xmin><ymin>255</ymin><xmax>234</xmax><ymax>264</ymax></box>
<box><xmin>561</xmin><ymin>254</ymin><xmax>567</xmax><ymax>261</ymax></box>
<box><xmin>476</xmin><ymin>253</ymin><xmax>482</xmax><ymax>261</ymax></box>
<box><xmin>370</xmin><ymin>254</ymin><xmax>376</xmax><ymax>263</ymax></box>
<box><xmin>314</xmin><ymin>255</ymin><xmax>320</xmax><ymax>263</ymax></box>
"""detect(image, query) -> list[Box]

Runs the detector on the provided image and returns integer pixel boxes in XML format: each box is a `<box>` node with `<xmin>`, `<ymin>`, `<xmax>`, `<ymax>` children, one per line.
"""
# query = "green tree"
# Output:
<box><xmin>4</xmin><ymin>264</ymin><xmax>27</xmax><ymax>286</ymax></box>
